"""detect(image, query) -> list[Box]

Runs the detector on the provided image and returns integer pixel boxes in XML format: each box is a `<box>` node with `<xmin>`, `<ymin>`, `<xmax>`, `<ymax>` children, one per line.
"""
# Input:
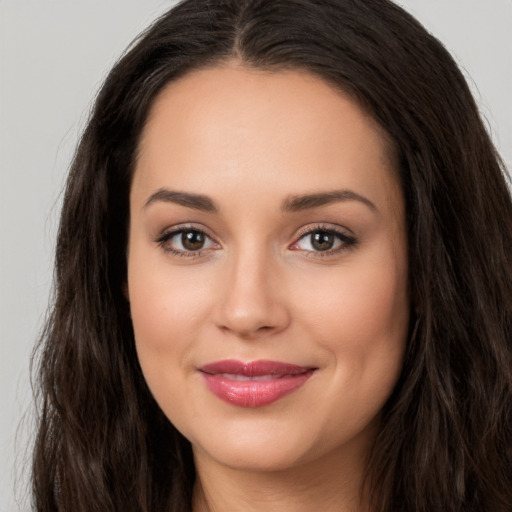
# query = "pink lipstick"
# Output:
<box><xmin>198</xmin><ymin>360</ymin><xmax>315</xmax><ymax>407</ymax></box>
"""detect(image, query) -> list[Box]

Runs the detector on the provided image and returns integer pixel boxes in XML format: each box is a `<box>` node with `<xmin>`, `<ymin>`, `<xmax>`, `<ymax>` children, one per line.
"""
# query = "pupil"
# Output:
<box><xmin>182</xmin><ymin>231</ymin><xmax>205</xmax><ymax>250</ymax></box>
<box><xmin>312</xmin><ymin>231</ymin><xmax>334</xmax><ymax>251</ymax></box>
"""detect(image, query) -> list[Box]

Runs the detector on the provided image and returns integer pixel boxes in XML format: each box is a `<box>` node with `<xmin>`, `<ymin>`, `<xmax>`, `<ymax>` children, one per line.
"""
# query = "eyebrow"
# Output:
<box><xmin>281</xmin><ymin>190</ymin><xmax>377</xmax><ymax>213</ymax></box>
<box><xmin>143</xmin><ymin>188</ymin><xmax>218</xmax><ymax>212</ymax></box>
<box><xmin>143</xmin><ymin>188</ymin><xmax>376</xmax><ymax>214</ymax></box>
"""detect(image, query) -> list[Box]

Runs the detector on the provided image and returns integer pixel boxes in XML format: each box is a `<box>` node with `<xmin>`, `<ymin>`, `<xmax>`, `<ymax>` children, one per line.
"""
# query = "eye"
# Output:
<box><xmin>290</xmin><ymin>227</ymin><xmax>356</xmax><ymax>254</ymax></box>
<box><xmin>156</xmin><ymin>227</ymin><xmax>219</xmax><ymax>256</ymax></box>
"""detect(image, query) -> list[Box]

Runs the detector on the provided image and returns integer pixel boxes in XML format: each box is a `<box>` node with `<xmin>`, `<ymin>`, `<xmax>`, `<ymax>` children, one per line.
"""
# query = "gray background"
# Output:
<box><xmin>1</xmin><ymin>1</ymin><xmax>511</xmax><ymax>510</ymax></box>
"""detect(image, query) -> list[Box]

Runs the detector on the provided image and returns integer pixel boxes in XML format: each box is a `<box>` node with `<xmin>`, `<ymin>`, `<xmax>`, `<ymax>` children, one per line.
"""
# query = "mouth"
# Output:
<box><xmin>198</xmin><ymin>360</ymin><xmax>317</xmax><ymax>407</ymax></box>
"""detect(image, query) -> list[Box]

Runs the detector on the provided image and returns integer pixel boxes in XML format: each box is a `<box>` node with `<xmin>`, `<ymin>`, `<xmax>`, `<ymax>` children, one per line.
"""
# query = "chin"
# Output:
<box><xmin>188</xmin><ymin>412</ymin><xmax>376</xmax><ymax>475</ymax></box>
<box><xmin>196</xmin><ymin>435</ymin><xmax>313</xmax><ymax>473</ymax></box>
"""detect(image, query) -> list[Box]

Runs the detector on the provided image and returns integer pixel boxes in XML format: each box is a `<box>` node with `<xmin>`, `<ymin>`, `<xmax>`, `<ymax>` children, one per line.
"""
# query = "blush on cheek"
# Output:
<box><xmin>302</xmin><ymin>267</ymin><xmax>406</xmax><ymax>350</ymax></box>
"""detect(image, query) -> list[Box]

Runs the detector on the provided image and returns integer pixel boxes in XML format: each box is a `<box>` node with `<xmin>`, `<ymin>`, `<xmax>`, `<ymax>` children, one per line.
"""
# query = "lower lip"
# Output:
<box><xmin>200</xmin><ymin>370</ymin><xmax>315</xmax><ymax>407</ymax></box>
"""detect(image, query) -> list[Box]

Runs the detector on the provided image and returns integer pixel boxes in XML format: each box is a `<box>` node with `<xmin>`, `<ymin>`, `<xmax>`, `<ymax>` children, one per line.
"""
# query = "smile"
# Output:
<box><xmin>198</xmin><ymin>360</ymin><xmax>316</xmax><ymax>407</ymax></box>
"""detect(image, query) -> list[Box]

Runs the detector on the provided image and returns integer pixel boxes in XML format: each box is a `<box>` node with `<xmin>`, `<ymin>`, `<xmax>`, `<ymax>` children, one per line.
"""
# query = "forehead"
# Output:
<box><xmin>133</xmin><ymin>64</ymin><xmax>400</xmax><ymax>212</ymax></box>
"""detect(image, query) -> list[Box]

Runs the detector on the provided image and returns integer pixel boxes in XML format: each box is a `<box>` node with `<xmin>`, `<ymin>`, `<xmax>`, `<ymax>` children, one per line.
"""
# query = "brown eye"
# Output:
<box><xmin>182</xmin><ymin>230</ymin><xmax>206</xmax><ymax>251</ymax></box>
<box><xmin>156</xmin><ymin>227</ymin><xmax>218</xmax><ymax>256</ymax></box>
<box><xmin>291</xmin><ymin>227</ymin><xmax>356</xmax><ymax>255</ymax></box>
<box><xmin>311</xmin><ymin>231</ymin><xmax>335</xmax><ymax>251</ymax></box>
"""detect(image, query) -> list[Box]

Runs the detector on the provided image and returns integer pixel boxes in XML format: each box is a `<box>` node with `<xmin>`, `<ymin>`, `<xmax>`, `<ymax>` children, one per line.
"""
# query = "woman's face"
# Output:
<box><xmin>127</xmin><ymin>64</ymin><xmax>409</xmax><ymax>472</ymax></box>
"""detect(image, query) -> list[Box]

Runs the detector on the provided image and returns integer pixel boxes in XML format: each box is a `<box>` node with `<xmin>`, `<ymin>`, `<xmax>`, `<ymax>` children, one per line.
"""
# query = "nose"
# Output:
<box><xmin>213</xmin><ymin>250</ymin><xmax>291</xmax><ymax>338</ymax></box>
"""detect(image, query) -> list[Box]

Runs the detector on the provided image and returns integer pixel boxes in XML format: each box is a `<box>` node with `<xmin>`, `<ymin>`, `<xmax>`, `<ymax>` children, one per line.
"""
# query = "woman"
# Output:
<box><xmin>32</xmin><ymin>0</ymin><xmax>512</xmax><ymax>511</ymax></box>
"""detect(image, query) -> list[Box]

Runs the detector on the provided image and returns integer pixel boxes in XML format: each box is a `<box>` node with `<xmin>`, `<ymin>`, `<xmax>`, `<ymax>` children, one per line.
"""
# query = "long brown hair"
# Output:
<box><xmin>32</xmin><ymin>1</ymin><xmax>512</xmax><ymax>510</ymax></box>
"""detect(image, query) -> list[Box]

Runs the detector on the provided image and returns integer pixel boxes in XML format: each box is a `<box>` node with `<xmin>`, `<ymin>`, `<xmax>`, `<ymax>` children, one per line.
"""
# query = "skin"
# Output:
<box><xmin>127</xmin><ymin>63</ymin><xmax>409</xmax><ymax>512</ymax></box>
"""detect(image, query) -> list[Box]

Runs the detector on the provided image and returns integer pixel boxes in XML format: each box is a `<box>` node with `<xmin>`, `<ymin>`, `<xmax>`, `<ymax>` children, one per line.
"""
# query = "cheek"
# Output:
<box><xmin>287</xmin><ymin>252</ymin><xmax>408</xmax><ymax>447</ymax></box>
<box><xmin>293</xmin><ymin>245</ymin><xmax>409</xmax><ymax>396</ymax></box>
<box><xmin>127</xmin><ymin>261</ymin><xmax>218</xmax><ymax>437</ymax></box>
<box><xmin>127</xmin><ymin>247</ymin><xmax>216</xmax><ymax>387</ymax></box>
<box><xmin>297</xmin><ymin>252</ymin><xmax>407</xmax><ymax>343</ymax></box>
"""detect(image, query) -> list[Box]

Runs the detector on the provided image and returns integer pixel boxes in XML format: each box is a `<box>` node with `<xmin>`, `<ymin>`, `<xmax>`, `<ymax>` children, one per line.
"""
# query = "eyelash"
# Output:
<box><xmin>155</xmin><ymin>224</ymin><xmax>357</xmax><ymax>259</ymax></box>
<box><xmin>155</xmin><ymin>225</ymin><xmax>216</xmax><ymax>259</ymax></box>
<box><xmin>291</xmin><ymin>225</ymin><xmax>357</xmax><ymax>258</ymax></box>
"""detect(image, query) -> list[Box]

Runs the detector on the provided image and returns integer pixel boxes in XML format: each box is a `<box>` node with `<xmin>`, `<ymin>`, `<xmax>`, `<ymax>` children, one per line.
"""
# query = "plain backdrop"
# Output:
<box><xmin>0</xmin><ymin>1</ymin><xmax>511</xmax><ymax>510</ymax></box>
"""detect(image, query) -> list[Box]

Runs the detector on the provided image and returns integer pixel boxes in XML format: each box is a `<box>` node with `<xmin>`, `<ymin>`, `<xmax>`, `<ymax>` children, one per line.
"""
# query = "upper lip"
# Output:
<box><xmin>199</xmin><ymin>359</ymin><xmax>315</xmax><ymax>377</ymax></box>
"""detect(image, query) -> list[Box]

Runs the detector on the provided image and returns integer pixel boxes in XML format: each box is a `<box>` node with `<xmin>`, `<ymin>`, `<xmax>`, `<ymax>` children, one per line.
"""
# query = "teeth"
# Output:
<box><xmin>219</xmin><ymin>373</ymin><xmax>287</xmax><ymax>381</ymax></box>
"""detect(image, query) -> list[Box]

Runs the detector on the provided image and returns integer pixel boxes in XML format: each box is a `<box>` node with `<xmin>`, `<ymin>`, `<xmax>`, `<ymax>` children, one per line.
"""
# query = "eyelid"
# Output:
<box><xmin>154</xmin><ymin>222</ymin><xmax>356</xmax><ymax>259</ymax></box>
<box><xmin>293</xmin><ymin>223</ymin><xmax>355</xmax><ymax>240</ymax></box>
<box><xmin>155</xmin><ymin>223</ymin><xmax>221</xmax><ymax>257</ymax></box>
<box><xmin>154</xmin><ymin>223</ymin><xmax>212</xmax><ymax>242</ymax></box>
<box><xmin>289</xmin><ymin>223</ymin><xmax>357</xmax><ymax>255</ymax></box>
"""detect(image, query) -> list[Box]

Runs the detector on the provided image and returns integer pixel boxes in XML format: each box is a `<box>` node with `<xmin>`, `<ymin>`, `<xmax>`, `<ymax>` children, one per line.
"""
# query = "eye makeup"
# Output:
<box><xmin>155</xmin><ymin>224</ymin><xmax>219</xmax><ymax>259</ymax></box>
<box><xmin>289</xmin><ymin>224</ymin><xmax>357</xmax><ymax>258</ymax></box>
<box><xmin>154</xmin><ymin>222</ymin><xmax>357</xmax><ymax>260</ymax></box>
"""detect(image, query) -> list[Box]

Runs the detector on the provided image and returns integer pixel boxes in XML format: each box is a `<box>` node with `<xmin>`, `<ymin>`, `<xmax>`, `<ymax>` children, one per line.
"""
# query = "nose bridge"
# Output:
<box><xmin>215</xmin><ymin>242</ymin><xmax>288</xmax><ymax>337</ymax></box>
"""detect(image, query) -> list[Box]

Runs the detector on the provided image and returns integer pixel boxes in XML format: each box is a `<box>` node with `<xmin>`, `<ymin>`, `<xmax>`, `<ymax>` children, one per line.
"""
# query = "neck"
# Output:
<box><xmin>191</xmin><ymin>444</ymin><xmax>370</xmax><ymax>512</ymax></box>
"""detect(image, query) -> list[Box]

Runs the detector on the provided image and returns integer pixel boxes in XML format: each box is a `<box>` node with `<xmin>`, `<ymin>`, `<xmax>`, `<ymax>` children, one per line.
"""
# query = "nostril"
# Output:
<box><xmin>213</xmin><ymin>274</ymin><xmax>291</xmax><ymax>337</ymax></box>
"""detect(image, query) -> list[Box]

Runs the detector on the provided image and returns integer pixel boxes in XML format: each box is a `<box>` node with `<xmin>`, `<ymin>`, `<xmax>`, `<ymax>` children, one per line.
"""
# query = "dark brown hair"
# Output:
<box><xmin>32</xmin><ymin>0</ymin><xmax>512</xmax><ymax>510</ymax></box>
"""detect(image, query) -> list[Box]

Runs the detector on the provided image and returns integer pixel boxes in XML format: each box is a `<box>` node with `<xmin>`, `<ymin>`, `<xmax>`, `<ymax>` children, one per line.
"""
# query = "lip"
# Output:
<box><xmin>198</xmin><ymin>360</ymin><xmax>316</xmax><ymax>407</ymax></box>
